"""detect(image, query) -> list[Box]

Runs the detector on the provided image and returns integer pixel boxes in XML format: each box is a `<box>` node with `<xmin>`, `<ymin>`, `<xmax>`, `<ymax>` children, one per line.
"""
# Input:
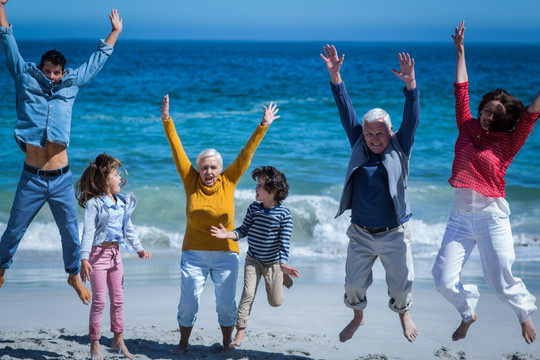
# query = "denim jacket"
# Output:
<box><xmin>0</xmin><ymin>25</ymin><xmax>113</xmax><ymax>152</ymax></box>
<box><xmin>80</xmin><ymin>193</ymin><xmax>144</xmax><ymax>260</ymax></box>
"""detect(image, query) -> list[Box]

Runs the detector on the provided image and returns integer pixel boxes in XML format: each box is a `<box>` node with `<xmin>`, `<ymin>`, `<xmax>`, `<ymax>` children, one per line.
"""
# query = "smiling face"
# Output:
<box><xmin>479</xmin><ymin>100</ymin><xmax>506</xmax><ymax>131</ymax></box>
<box><xmin>197</xmin><ymin>156</ymin><xmax>222</xmax><ymax>187</ymax></box>
<box><xmin>363</xmin><ymin>119</ymin><xmax>393</xmax><ymax>154</ymax></box>
<box><xmin>40</xmin><ymin>61</ymin><xmax>66</xmax><ymax>85</ymax></box>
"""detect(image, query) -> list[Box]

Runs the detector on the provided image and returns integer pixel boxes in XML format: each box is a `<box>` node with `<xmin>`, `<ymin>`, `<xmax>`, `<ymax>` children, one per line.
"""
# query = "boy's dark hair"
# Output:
<box><xmin>252</xmin><ymin>166</ymin><xmax>289</xmax><ymax>203</ymax></box>
<box><xmin>39</xmin><ymin>49</ymin><xmax>67</xmax><ymax>70</ymax></box>
<box><xmin>478</xmin><ymin>89</ymin><xmax>525</xmax><ymax>133</ymax></box>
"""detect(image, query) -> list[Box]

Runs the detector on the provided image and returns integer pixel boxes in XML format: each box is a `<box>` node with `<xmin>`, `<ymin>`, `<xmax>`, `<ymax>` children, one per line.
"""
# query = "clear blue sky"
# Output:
<box><xmin>5</xmin><ymin>0</ymin><xmax>540</xmax><ymax>42</ymax></box>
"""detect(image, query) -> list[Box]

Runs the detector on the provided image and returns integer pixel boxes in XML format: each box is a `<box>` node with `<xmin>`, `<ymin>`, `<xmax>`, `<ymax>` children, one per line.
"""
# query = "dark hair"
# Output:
<box><xmin>252</xmin><ymin>166</ymin><xmax>289</xmax><ymax>203</ymax></box>
<box><xmin>39</xmin><ymin>49</ymin><xmax>67</xmax><ymax>70</ymax></box>
<box><xmin>478</xmin><ymin>89</ymin><xmax>525</xmax><ymax>132</ymax></box>
<box><xmin>76</xmin><ymin>153</ymin><xmax>127</xmax><ymax>208</ymax></box>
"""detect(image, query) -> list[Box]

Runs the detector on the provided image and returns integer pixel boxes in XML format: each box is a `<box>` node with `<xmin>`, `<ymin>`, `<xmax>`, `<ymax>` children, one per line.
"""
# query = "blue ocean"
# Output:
<box><xmin>0</xmin><ymin>40</ymin><xmax>539</xmax><ymax>291</ymax></box>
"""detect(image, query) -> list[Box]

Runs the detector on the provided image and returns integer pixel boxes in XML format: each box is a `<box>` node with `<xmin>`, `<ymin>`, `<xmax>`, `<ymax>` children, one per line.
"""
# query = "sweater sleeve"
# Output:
<box><xmin>395</xmin><ymin>87</ymin><xmax>420</xmax><ymax>157</ymax></box>
<box><xmin>278</xmin><ymin>210</ymin><xmax>293</xmax><ymax>264</ymax></box>
<box><xmin>331</xmin><ymin>82</ymin><xmax>363</xmax><ymax>148</ymax></box>
<box><xmin>509</xmin><ymin>109</ymin><xmax>540</xmax><ymax>156</ymax></box>
<box><xmin>454</xmin><ymin>82</ymin><xmax>473</xmax><ymax>131</ymax></box>
<box><xmin>162</xmin><ymin>117</ymin><xmax>196</xmax><ymax>183</ymax></box>
<box><xmin>223</xmin><ymin>124</ymin><xmax>268</xmax><ymax>184</ymax></box>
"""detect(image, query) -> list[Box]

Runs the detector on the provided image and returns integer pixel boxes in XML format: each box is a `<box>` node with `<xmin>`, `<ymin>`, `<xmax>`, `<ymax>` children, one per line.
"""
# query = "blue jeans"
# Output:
<box><xmin>0</xmin><ymin>165</ymin><xmax>80</xmax><ymax>274</ymax></box>
<box><xmin>177</xmin><ymin>250</ymin><xmax>239</xmax><ymax>327</ymax></box>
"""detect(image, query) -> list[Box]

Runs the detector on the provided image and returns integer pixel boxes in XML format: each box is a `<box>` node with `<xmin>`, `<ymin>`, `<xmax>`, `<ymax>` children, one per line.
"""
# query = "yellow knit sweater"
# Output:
<box><xmin>162</xmin><ymin>117</ymin><xmax>268</xmax><ymax>253</ymax></box>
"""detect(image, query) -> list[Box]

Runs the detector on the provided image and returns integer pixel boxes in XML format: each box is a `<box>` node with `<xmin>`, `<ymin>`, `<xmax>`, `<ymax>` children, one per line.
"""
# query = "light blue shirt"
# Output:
<box><xmin>102</xmin><ymin>195</ymin><xmax>125</xmax><ymax>243</ymax></box>
<box><xmin>80</xmin><ymin>193</ymin><xmax>144</xmax><ymax>260</ymax></box>
<box><xmin>0</xmin><ymin>25</ymin><xmax>113</xmax><ymax>152</ymax></box>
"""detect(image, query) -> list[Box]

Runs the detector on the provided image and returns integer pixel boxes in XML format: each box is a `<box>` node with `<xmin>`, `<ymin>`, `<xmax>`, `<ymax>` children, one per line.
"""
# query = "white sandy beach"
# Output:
<box><xmin>1</xmin><ymin>274</ymin><xmax>539</xmax><ymax>360</ymax></box>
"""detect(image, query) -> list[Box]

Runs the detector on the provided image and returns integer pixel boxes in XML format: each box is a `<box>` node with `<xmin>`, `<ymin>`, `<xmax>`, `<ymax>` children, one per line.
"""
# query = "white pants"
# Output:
<box><xmin>432</xmin><ymin>208</ymin><xmax>537</xmax><ymax>323</ymax></box>
<box><xmin>344</xmin><ymin>222</ymin><xmax>414</xmax><ymax>313</ymax></box>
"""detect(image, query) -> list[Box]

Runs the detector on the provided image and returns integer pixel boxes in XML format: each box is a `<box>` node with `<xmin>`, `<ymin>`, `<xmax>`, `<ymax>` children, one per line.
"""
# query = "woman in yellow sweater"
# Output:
<box><xmin>160</xmin><ymin>94</ymin><xmax>279</xmax><ymax>353</ymax></box>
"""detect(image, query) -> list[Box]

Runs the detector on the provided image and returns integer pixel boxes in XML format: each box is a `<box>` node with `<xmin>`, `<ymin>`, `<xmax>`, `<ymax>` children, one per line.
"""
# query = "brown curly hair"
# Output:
<box><xmin>478</xmin><ymin>89</ymin><xmax>525</xmax><ymax>132</ymax></box>
<box><xmin>251</xmin><ymin>166</ymin><xmax>289</xmax><ymax>203</ymax></box>
<box><xmin>76</xmin><ymin>153</ymin><xmax>127</xmax><ymax>208</ymax></box>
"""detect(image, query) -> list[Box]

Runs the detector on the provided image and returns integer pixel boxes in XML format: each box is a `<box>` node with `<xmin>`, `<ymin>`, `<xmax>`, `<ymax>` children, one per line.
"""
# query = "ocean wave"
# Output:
<box><xmin>3</xmin><ymin>190</ymin><xmax>539</xmax><ymax>260</ymax></box>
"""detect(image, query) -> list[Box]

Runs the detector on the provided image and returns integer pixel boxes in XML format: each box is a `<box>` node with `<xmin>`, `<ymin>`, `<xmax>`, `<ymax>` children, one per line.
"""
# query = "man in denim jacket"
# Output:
<box><xmin>0</xmin><ymin>0</ymin><xmax>123</xmax><ymax>304</ymax></box>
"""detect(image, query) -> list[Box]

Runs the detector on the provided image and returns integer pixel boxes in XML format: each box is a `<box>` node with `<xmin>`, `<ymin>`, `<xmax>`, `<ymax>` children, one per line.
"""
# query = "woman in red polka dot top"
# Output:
<box><xmin>432</xmin><ymin>20</ymin><xmax>540</xmax><ymax>345</ymax></box>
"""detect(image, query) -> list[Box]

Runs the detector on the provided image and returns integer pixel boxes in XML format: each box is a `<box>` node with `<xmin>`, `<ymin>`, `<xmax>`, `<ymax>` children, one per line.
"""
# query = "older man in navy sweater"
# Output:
<box><xmin>321</xmin><ymin>45</ymin><xmax>420</xmax><ymax>343</ymax></box>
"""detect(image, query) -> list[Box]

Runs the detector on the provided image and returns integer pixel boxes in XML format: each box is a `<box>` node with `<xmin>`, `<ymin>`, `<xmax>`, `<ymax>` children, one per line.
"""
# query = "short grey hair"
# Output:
<box><xmin>196</xmin><ymin>148</ymin><xmax>223</xmax><ymax>169</ymax></box>
<box><xmin>362</xmin><ymin>108</ymin><xmax>392</xmax><ymax>131</ymax></box>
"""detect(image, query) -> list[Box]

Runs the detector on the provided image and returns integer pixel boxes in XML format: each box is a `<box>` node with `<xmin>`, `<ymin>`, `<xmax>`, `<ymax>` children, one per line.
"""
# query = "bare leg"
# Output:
<box><xmin>90</xmin><ymin>339</ymin><xmax>103</xmax><ymax>360</ymax></box>
<box><xmin>221</xmin><ymin>325</ymin><xmax>234</xmax><ymax>352</ymax></box>
<box><xmin>0</xmin><ymin>268</ymin><xmax>5</xmax><ymax>289</ymax></box>
<box><xmin>67</xmin><ymin>274</ymin><xmax>91</xmax><ymax>305</ymax></box>
<box><xmin>452</xmin><ymin>313</ymin><xmax>477</xmax><ymax>341</ymax></box>
<box><xmin>171</xmin><ymin>325</ymin><xmax>192</xmax><ymax>354</ymax></box>
<box><xmin>230</xmin><ymin>327</ymin><xmax>245</xmax><ymax>347</ymax></box>
<box><xmin>339</xmin><ymin>309</ymin><xmax>365</xmax><ymax>342</ymax></box>
<box><xmin>521</xmin><ymin>317</ymin><xmax>536</xmax><ymax>344</ymax></box>
<box><xmin>283</xmin><ymin>273</ymin><xmax>293</xmax><ymax>289</ymax></box>
<box><xmin>112</xmin><ymin>332</ymin><xmax>134</xmax><ymax>359</ymax></box>
<box><xmin>399</xmin><ymin>311</ymin><xmax>418</xmax><ymax>342</ymax></box>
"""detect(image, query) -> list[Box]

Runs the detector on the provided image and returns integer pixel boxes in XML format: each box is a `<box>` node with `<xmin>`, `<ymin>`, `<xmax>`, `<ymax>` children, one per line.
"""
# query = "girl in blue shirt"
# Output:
<box><xmin>76</xmin><ymin>153</ymin><xmax>151</xmax><ymax>360</ymax></box>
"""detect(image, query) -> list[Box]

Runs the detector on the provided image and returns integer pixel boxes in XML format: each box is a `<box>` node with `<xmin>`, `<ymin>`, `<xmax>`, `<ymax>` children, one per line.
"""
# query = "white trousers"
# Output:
<box><xmin>344</xmin><ymin>222</ymin><xmax>414</xmax><ymax>313</ymax></box>
<box><xmin>432</xmin><ymin>208</ymin><xmax>536</xmax><ymax>323</ymax></box>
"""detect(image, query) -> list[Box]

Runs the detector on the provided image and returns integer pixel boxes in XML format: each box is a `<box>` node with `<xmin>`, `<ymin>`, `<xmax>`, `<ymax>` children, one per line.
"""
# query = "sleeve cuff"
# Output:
<box><xmin>0</xmin><ymin>25</ymin><xmax>13</xmax><ymax>35</ymax></box>
<box><xmin>97</xmin><ymin>39</ymin><xmax>114</xmax><ymax>55</ymax></box>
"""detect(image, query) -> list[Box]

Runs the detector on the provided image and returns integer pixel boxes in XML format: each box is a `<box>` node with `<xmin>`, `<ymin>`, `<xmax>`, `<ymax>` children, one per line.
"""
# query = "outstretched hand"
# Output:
<box><xmin>138</xmin><ymin>250</ymin><xmax>152</xmax><ymax>259</ymax></box>
<box><xmin>452</xmin><ymin>20</ymin><xmax>465</xmax><ymax>51</ymax></box>
<box><xmin>261</xmin><ymin>102</ymin><xmax>280</xmax><ymax>126</ymax></box>
<box><xmin>391</xmin><ymin>53</ymin><xmax>416</xmax><ymax>90</ymax></box>
<box><xmin>320</xmin><ymin>44</ymin><xmax>344</xmax><ymax>83</ymax></box>
<box><xmin>160</xmin><ymin>94</ymin><xmax>170</xmax><ymax>119</ymax></box>
<box><xmin>280</xmin><ymin>263</ymin><xmax>300</xmax><ymax>278</ymax></box>
<box><xmin>108</xmin><ymin>9</ymin><xmax>123</xmax><ymax>34</ymax></box>
<box><xmin>210</xmin><ymin>223</ymin><xmax>229</xmax><ymax>239</ymax></box>
<box><xmin>0</xmin><ymin>0</ymin><xmax>9</xmax><ymax>6</ymax></box>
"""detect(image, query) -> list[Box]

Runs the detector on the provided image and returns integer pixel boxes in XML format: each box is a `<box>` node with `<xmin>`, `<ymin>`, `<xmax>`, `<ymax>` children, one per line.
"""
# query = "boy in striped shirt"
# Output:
<box><xmin>211</xmin><ymin>166</ymin><xmax>299</xmax><ymax>347</ymax></box>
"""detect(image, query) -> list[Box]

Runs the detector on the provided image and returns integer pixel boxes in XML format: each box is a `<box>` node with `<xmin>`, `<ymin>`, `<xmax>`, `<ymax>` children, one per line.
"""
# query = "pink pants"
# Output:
<box><xmin>88</xmin><ymin>245</ymin><xmax>124</xmax><ymax>340</ymax></box>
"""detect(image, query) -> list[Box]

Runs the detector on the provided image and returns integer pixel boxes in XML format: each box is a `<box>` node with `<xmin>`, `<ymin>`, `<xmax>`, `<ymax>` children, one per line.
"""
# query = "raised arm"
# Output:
<box><xmin>0</xmin><ymin>0</ymin><xmax>8</xmax><ymax>27</ymax></box>
<box><xmin>527</xmin><ymin>90</ymin><xmax>540</xmax><ymax>113</ymax></box>
<box><xmin>161</xmin><ymin>94</ymin><xmax>196</xmax><ymax>182</ymax></box>
<box><xmin>320</xmin><ymin>44</ymin><xmax>344</xmax><ymax>84</ymax></box>
<box><xmin>222</xmin><ymin>104</ymin><xmax>273</xmax><ymax>183</ymax></box>
<box><xmin>453</xmin><ymin>20</ymin><xmax>468</xmax><ymax>83</ymax></box>
<box><xmin>391</xmin><ymin>53</ymin><xmax>416</xmax><ymax>90</ymax></box>
<box><xmin>104</xmin><ymin>9</ymin><xmax>123</xmax><ymax>47</ymax></box>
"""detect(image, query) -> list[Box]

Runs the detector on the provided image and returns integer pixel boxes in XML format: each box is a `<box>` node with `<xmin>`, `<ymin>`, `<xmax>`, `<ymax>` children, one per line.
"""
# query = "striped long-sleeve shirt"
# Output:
<box><xmin>233</xmin><ymin>201</ymin><xmax>293</xmax><ymax>264</ymax></box>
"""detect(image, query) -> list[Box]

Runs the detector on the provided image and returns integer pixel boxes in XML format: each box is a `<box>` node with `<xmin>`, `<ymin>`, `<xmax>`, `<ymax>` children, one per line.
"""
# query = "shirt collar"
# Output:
<box><xmin>101</xmin><ymin>194</ymin><xmax>125</xmax><ymax>208</ymax></box>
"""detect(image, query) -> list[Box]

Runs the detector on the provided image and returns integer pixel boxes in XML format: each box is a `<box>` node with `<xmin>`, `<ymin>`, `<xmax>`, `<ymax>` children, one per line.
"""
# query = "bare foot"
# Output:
<box><xmin>112</xmin><ymin>333</ymin><xmax>134</xmax><ymax>359</ymax></box>
<box><xmin>230</xmin><ymin>328</ymin><xmax>245</xmax><ymax>347</ymax></box>
<box><xmin>521</xmin><ymin>317</ymin><xmax>536</xmax><ymax>344</ymax></box>
<box><xmin>452</xmin><ymin>313</ymin><xmax>477</xmax><ymax>341</ymax></box>
<box><xmin>170</xmin><ymin>344</ymin><xmax>187</xmax><ymax>355</ymax></box>
<box><xmin>170</xmin><ymin>325</ymin><xmax>192</xmax><ymax>354</ymax></box>
<box><xmin>67</xmin><ymin>274</ymin><xmax>91</xmax><ymax>305</ymax></box>
<box><xmin>283</xmin><ymin>274</ymin><xmax>293</xmax><ymax>289</ymax></box>
<box><xmin>339</xmin><ymin>309</ymin><xmax>364</xmax><ymax>342</ymax></box>
<box><xmin>221</xmin><ymin>325</ymin><xmax>235</xmax><ymax>352</ymax></box>
<box><xmin>399</xmin><ymin>312</ymin><xmax>418</xmax><ymax>342</ymax></box>
<box><xmin>90</xmin><ymin>340</ymin><xmax>103</xmax><ymax>360</ymax></box>
<box><xmin>0</xmin><ymin>268</ymin><xmax>5</xmax><ymax>289</ymax></box>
